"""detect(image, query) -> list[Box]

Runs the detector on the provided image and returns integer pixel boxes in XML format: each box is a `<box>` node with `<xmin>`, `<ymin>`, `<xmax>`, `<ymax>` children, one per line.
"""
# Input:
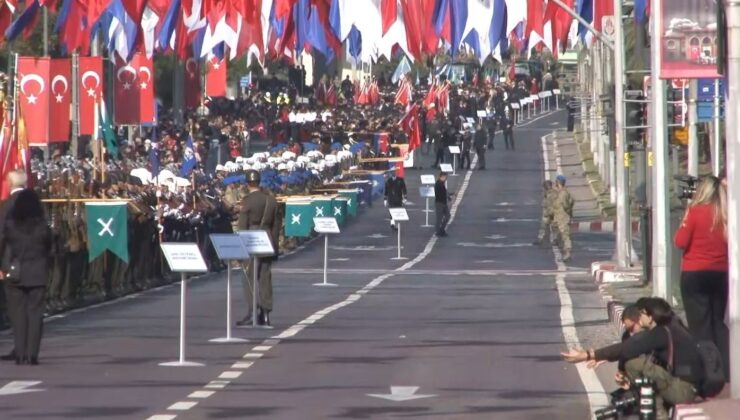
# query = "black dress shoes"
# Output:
<box><xmin>258</xmin><ymin>309</ymin><xmax>271</xmax><ymax>326</ymax></box>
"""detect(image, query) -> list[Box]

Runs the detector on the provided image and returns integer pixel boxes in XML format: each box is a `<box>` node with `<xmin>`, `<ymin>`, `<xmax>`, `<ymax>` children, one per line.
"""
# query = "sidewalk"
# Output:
<box><xmin>551</xmin><ymin>131</ymin><xmax>739</xmax><ymax>420</ymax></box>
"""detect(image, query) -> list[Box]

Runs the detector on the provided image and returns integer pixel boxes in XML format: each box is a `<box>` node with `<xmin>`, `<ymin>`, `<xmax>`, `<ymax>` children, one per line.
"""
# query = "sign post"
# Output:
<box><xmin>237</xmin><ymin>230</ymin><xmax>276</xmax><ymax>329</ymax></box>
<box><xmin>447</xmin><ymin>145</ymin><xmax>460</xmax><ymax>176</ymax></box>
<box><xmin>389</xmin><ymin>208</ymin><xmax>409</xmax><ymax>260</ymax></box>
<box><xmin>159</xmin><ymin>243</ymin><xmax>208</xmax><ymax>367</ymax></box>
<box><xmin>420</xmin><ymin>175</ymin><xmax>435</xmax><ymax>228</ymax></box>
<box><xmin>313</xmin><ymin>217</ymin><xmax>341</xmax><ymax>287</ymax></box>
<box><xmin>208</xmin><ymin>234</ymin><xmax>250</xmax><ymax>344</ymax></box>
<box><xmin>553</xmin><ymin>89</ymin><xmax>561</xmax><ymax>109</ymax></box>
<box><xmin>419</xmin><ymin>185</ymin><xmax>435</xmax><ymax>227</ymax></box>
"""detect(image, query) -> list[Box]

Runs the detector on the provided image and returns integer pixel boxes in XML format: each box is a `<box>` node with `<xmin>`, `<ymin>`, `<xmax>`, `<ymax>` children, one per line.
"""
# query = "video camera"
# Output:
<box><xmin>594</xmin><ymin>377</ymin><xmax>656</xmax><ymax>420</ymax></box>
<box><xmin>674</xmin><ymin>175</ymin><xmax>699</xmax><ymax>200</ymax></box>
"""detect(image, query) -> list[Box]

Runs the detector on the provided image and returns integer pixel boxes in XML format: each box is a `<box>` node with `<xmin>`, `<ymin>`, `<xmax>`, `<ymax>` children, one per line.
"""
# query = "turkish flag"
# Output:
<box><xmin>136</xmin><ymin>54</ymin><xmax>156</xmax><ymax>124</ymax></box>
<box><xmin>184</xmin><ymin>57</ymin><xmax>202</xmax><ymax>109</ymax></box>
<box><xmin>205</xmin><ymin>56</ymin><xmax>227</xmax><ymax>97</ymax></box>
<box><xmin>399</xmin><ymin>104</ymin><xmax>421</xmax><ymax>151</ymax></box>
<box><xmin>381</xmin><ymin>0</ymin><xmax>397</xmax><ymax>36</ymax></box>
<box><xmin>115</xmin><ymin>53</ymin><xmax>155</xmax><ymax>125</ymax></box>
<box><xmin>16</xmin><ymin>57</ymin><xmax>50</xmax><ymax>145</ymax></box>
<box><xmin>78</xmin><ymin>56</ymin><xmax>104</xmax><ymax>136</ymax></box>
<box><xmin>593</xmin><ymin>0</ymin><xmax>614</xmax><ymax>32</ymax></box>
<box><xmin>48</xmin><ymin>59</ymin><xmax>72</xmax><ymax>142</ymax></box>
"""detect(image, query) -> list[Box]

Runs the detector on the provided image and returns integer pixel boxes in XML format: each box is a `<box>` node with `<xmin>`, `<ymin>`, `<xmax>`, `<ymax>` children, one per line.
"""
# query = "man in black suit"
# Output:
<box><xmin>0</xmin><ymin>170</ymin><xmax>28</xmax><ymax>362</ymax></box>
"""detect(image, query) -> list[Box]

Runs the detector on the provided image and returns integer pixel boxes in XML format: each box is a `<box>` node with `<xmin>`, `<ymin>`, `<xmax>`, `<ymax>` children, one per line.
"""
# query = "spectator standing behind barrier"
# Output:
<box><xmin>502</xmin><ymin>108</ymin><xmax>515</xmax><ymax>150</ymax></box>
<box><xmin>674</xmin><ymin>175</ymin><xmax>729</xmax><ymax>378</ymax></box>
<box><xmin>562</xmin><ymin>298</ymin><xmax>703</xmax><ymax>419</ymax></box>
<box><xmin>434</xmin><ymin>171</ymin><xmax>451</xmax><ymax>237</ymax></box>
<box><xmin>0</xmin><ymin>174</ymin><xmax>52</xmax><ymax>365</ymax></box>
<box><xmin>459</xmin><ymin>129</ymin><xmax>472</xmax><ymax>170</ymax></box>
<box><xmin>237</xmin><ymin>170</ymin><xmax>280</xmax><ymax>327</ymax></box>
<box><xmin>384</xmin><ymin>173</ymin><xmax>407</xmax><ymax>230</ymax></box>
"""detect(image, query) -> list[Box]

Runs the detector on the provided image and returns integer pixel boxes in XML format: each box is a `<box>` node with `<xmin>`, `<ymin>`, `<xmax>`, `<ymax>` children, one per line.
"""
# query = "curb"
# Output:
<box><xmin>673</xmin><ymin>405</ymin><xmax>711</xmax><ymax>419</ymax></box>
<box><xmin>569</xmin><ymin>220</ymin><xmax>640</xmax><ymax>234</ymax></box>
<box><xmin>591</xmin><ymin>261</ymin><xmax>643</xmax><ymax>284</ymax></box>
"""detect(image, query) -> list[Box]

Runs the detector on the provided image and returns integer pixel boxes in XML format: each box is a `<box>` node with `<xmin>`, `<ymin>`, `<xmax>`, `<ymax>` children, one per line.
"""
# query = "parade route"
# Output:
<box><xmin>0</xmin><ymin>110</ymin><xmax>622</xmax><ymax>419</ymax></box>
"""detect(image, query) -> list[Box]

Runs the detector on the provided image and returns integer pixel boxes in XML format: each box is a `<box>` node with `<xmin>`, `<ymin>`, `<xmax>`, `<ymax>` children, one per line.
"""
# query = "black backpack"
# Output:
<box><xmin>695</xmin><ymin>340</ymin><xmax>725</xmax><ymax>398</ymax></box>
<box><xmin>665</xmin><ymin>326</ymin><xmax>725</xmax><ymax>398</ymax></box>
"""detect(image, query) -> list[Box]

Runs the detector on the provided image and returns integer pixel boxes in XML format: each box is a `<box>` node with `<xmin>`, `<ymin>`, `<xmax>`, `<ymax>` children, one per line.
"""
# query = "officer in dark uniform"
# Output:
<box><xmin>384</xmin><ymin>172</ymin><xmax>407</xmax><ymax>230</ymax></box>
<box><xmin>503</xmin><ymin>107</ymin><xmax>515</xmax><ymax>150</ymax></box>
<box><xmin>473</xmin><ymin>121</ymin><xmax>487</xmax><ymax>170</ymax></box>
<box><xmin>237</xmin><ymin>170</ymin><xmax>280</xmax><ymax>326</ymax></box>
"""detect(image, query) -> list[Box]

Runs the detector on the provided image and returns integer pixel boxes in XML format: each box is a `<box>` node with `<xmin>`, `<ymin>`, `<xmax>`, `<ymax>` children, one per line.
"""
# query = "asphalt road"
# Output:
<box><xmin>0</xmin><ymin>109</ymin><xmax>624</xmax><ymax>420</ymax></box>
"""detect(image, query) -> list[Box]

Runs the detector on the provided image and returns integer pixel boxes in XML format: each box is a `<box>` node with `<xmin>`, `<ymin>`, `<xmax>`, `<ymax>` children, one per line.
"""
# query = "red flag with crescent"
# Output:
<box><xmin>114</xmin><ymin>54</ymin><xmax>140</xmax><ymax>124</ymax></box>
<box><xmin>205</xmin><ymin>55</ymin><xmax>227</xmax><ymax>97</ymax></box>
<box><xmin>184</xmin><ymin>57</ymin><xmax>202</xmax><ymax>109</ymax></box>
<box><xmin>16</xmin><ymin>57</ymin><xmax>50</xmax><ymax>145</ymax></box>
<box><xmin>78</xmin><ymin>56</ymin><xmax>104</xmax><ymax>136</ymax></box>
<box><xmin>48</xmin><ymin>58</ymin><xmax>72</xmax><ymax>143</ymax></box>
<box><xmin>137</xmin><ymin>54</ymin><xmax>156</xmax><ymax>124</ymax></box>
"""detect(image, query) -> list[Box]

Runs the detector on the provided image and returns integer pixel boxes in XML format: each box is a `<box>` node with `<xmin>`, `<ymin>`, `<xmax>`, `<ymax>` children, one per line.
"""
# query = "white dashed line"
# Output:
<box><xmin>204</xmin><ymin>380</ymin><xmax>229</xmax><ymax>389</ymax></box>
<box><xmin>232</xmin><ymin>362</ymin><xmax>254</xmax><ymax>369</ymax></box>
<box><xmin>542</xmin><ymin>133</ymin><xmax>609</xmax><ymax>413</ymax></box>
<box><xmin>252</xmin><ymin>345</ymin><xmax>272</xmax><ymax>352</ymax></box>
<box><xmin>218</xmin><ymin>371</ymin><xmax>242</xmax><ymax>380</ymax></box>
<box><xmin>167</xmin><ymin>401</ymin><xmax>198</xmax><ymax>411</ymax></box>
<box><xmin>146</xmin><ymin>415</ymin><xmax>176</xmax><ymax>420</ymax></box>
<box><xmin>242</xmin><ymin>352</ymin><xmax>264</xmax><ymax>359</ymax></box>
<box><xmin>187</xmin><ymin>390</ymin><xmax>215</xmax><ymax>399</ymax></box>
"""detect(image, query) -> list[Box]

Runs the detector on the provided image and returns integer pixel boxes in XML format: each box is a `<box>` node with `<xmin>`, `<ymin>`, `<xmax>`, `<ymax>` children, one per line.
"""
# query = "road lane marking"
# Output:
<box><xmin>204</xmin><ymin>381</ymin><xmax>229</xmax><ymax>389</ymax></box>
<box><xmin>151</xmin><ymin>110</ymin><xmax>560</xmax><ymax>419</ymax></box>
<box><xmin>187</xmin><ymin>391</ymin><xmax>215</xmax><ymax>399</ymax></box>
<box><xmin>542</xmin><ymin>133</ymin><xmax>609</xmax><ymax>414</ymax></box>
<box><xmin>146</xmin><ymin>416</ymin><xmax>176</xmax><ymax>420</ymax></box>
<box><xmin>167</xmin><ymin>402</ymin><xmax>197</xmax><ymax>411</ymax></box>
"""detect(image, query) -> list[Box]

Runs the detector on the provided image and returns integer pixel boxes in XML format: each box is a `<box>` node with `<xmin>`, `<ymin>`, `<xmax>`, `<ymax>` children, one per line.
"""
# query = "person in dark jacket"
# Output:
<box><xmin>502</xmin><ymin>108</ymin><xmax>515</xmax><ymax>150</ymax></box>
<box><xmin>0</xmin><ymin>185</ymin><xmax>52</xmax><ymax>365</ymax></box>
<box><xmin>384</xmin><ymin>173</ymin><xmax>407</xmax><ymax>230</ymax></box>
<box><xmin>473</xmin><ymin>122</ymin><xmax>487</xmax><ymax>170</ymax></box>
<box><xmin>0</xmin><ymin>170</ymin><xmax>26</xmax><ymax>363</ymax></box>
<box><xmin>434</xmin><ymin>171</ymin><xmax>451</xmax><ymax>237</ymax></box>
<box><xmin>562</xmin><ymin>298</ymin><xmax>702</xmax><ymax>417</ymax></box>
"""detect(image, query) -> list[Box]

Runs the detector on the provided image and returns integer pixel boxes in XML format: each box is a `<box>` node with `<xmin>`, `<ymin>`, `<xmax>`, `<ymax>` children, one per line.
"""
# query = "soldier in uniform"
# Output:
<box><xmin>223</xmin><ymin>182</ymin><xmax>247</xmax><ymax>233</ymax></box>
<box><xmin>533</xmin><ymin>180</ymin><xmax>557</xmax><ymax>245</ymax></box>
<box><xmin>237</xmin><ymin>170</ymin><xmax>280</xmax><ymax>326</ymax></box>
<box><xmin>384</xmin><ymin>172</ymin><xmax>407</xmax><ymax>230</ymax></box>
<box><xmin>552</xmin><ymin>175</ymin><xmax>575</xmax><ymax>262</ymax></box>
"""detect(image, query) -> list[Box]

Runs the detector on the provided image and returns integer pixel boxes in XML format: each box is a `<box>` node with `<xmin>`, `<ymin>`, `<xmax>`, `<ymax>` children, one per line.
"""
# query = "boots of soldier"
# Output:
<box><xmin>562</xmin><ymin>250</ymin><xmax>572</xmax><ymax>262</ymax></box>
<box><xmin>258</xmin><ymin>308</ymin><xmax>271</xmax><ymax>326</ymax></box>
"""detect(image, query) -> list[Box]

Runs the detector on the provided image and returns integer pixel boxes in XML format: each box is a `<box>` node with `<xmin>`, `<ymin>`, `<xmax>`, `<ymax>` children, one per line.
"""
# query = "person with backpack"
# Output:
<box><xmin>561</xmin><ymin>298</ymin><xmax>725</xmax><ymax>419</ymax></box>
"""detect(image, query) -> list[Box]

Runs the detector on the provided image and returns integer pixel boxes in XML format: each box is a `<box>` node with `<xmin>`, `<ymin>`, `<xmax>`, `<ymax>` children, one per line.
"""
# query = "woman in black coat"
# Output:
<box><xmin>1</xmin><ymin>189</ymin><xmax>52</xmax><ymax>365</ymax></box>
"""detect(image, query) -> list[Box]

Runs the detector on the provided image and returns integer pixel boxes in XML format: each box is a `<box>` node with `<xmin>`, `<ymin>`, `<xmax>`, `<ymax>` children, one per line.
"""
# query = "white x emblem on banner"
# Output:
<box><xmin>97</xmin><ymin>218</ymin><xmax>114</xmax><ymax>237</ymax></box>
<box><xmin>334</xmin><ymin>207</ymin><xmax>341</xmax><ymax>216</ymax></box>
<box><xmin>316</xmin><ymin>208</ymin><xmax>324</xmax><ymax>217</ymax></box>
<box><xmin>291</xmin><ymin>214</ymin><xmax>301</xmax><ymax>225</ymax></box>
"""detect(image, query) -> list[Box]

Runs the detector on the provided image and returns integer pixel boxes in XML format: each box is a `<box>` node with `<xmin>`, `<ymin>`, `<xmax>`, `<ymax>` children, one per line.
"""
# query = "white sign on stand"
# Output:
<box><xmin>210</xmin><ymin>234</ymin><xmax>250</xmax><ymax>261</ymax></box>
<box><xmin>420</xmin><ymin>174</ymin><xmax>436</xmax><ymax>185</ymax></box>
<box><xmin>476</xmin><ymin>110</ymin><xmax>487</xmax><ymax>118</ymax></box>
<box><xmin>439</xmin><ymin>163</ymin><xmax>454</xmax><ymax>173</ymax></box>
<box><xmin>313</xmin><ymin>218</ymin><xmax>340</xmax><ymax>287</ymax></box>
<box><xmin>511</xmin><ymin>103</ymin><xmax>520</xmax><ymax>110</ymax></box>
<box><xmin>389</xmin><ymin>208</ymin><xmax>409</xmax><ymax>260</ymax></box>
<box><xmin>447</xmin><ymin>147</ymin><xmax>460</xmax><ymax>176</ymax></box>
<box><xmin>538</xmin><ymin>92</ymin><xmax>547</xmax><ymax>99</ymax></box>
<box><xmin>389</xmin><ymin>208</ymin><xmax>410</xmax><ymax>221</ymax></box>
<box><xmin>237</xmin><ymin>230</ymin><xmax>275</xmax><ymax>256</ymax></box>
<box><xmin>159</xmin><ymin>243</ymin><xmax>208</xmax><ymax>367</ymax></box>
<box><xmin>236</xmin><ymin>230</ymin><xmax>275</xmax><ymax>329</ymax></box>
<box><xmin>419</xmin><ymin>187</ymin><xmax>434</xmax><ymax>227</ymax></box>
<box><xmin>161</xmin><ymin>243</ymin><xmax>208</xmax><ymax>273</ymax></box>
<box><xmin>314</xmin><ymin>217</ymin><xmax>340</xmax><ymax>234</ymax></box>
<box><xmin>466</xmin><ymin>117</ymin><xmax>475</xmax><ymax>124</ymax></box>
<box><xmin>553</xmin><ymin>89</ymin><xmax>562</xmax><ymax>95</ymax></box>
<box><xmin>208</xmin><ymin>235</ymin><xmax>249</xmax><ymax>344</ymax></box>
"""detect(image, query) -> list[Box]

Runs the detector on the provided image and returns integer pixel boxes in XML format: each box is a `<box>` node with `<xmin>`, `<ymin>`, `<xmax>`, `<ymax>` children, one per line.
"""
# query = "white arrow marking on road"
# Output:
<box><xmin>0</xmin><ymin>381</ymin><xmax>44</xmax><ymax>396</ymax></box>
<box><xmin>484</xmin><ymin>234</ymin><xmax>506</xmax><ymax>240</ymax></box>
<box><xmin>367</xmin><ymin>386</ymin><xmax>437</xmax><ymax>402</ymax></box>
<box><xmin>457</xmin><ymin>242</ymin><xmax>532</xmax><ymax>248</ymax></box>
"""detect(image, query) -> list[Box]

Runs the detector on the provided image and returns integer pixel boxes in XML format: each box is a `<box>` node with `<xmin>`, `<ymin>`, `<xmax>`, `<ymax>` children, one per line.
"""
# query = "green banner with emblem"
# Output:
<box><xmin>85</xmin><ymin>202</ymin><xmax>129</xmax><ymax>263</ymax></box>
<box><xmin>285</xmin><ymin>201</ymin><xmax>314</xmax><ymax>237</ymax></box>
<box><xmin>332</xmin><ymin>198</ymin><xmax>348</xmax><ymax>225</ymax></box>
<box><xmin>338</xmin><ymin>189</ymin><xmax>359</xmax><ymax>217</ymax></box>
<box><xmin>312</xmin><ymin>198</ymin><xmax>333</xmax><ymax>219</ymax></box>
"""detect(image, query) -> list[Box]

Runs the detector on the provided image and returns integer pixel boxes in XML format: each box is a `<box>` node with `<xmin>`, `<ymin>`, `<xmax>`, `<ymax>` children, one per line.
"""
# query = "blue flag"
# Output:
<box><xmin>158</xmin><ymin>0</ymin><xmax>181</xmax><ymax>50</ymax></box>
<box><xmin>489</xmin><ymin>0</ymin><xmax>507</xmax><ymax>53</ymax></box>
<box><xmin>150</xmin><ymin>128</ymin><xmax>160</xmax><ymax>178</ymax></box>
<box><xmin>348</xmin><ymin>25</ymin><xmax>362</xmax><ymax>60</ymax></box>
<box><xmin>180</xmin><ymin>134</ymin><xmax>197</xmax><ymax>177</ymax></box>
<box><xmin>5</xmin><ymin>0</ymin><xmax>40</xmax><ymax>41</ymax></box>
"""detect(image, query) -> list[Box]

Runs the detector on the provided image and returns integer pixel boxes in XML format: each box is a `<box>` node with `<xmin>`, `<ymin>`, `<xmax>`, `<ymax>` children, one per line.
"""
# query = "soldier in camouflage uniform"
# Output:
<box><xmin>533</xmin><ymin>180</ymin><xmax>557</xmax><ymax>245</ymax></box>
<box><xmin>223</xmin><ymin>183</ymin><xmax>248</xmax><ymax>233</ymax></box>
<box><xmin>552</xmin><ymin>175</ymin><xmax>575</xmax><ymax>262</ymax></box>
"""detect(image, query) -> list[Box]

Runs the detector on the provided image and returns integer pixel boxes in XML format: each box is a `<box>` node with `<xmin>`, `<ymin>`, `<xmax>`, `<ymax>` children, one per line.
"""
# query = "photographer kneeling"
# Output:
<box><xmin>561</xmin><ymin>298</ymin><xmax>703</xmax><ymax>418</ymax></box>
